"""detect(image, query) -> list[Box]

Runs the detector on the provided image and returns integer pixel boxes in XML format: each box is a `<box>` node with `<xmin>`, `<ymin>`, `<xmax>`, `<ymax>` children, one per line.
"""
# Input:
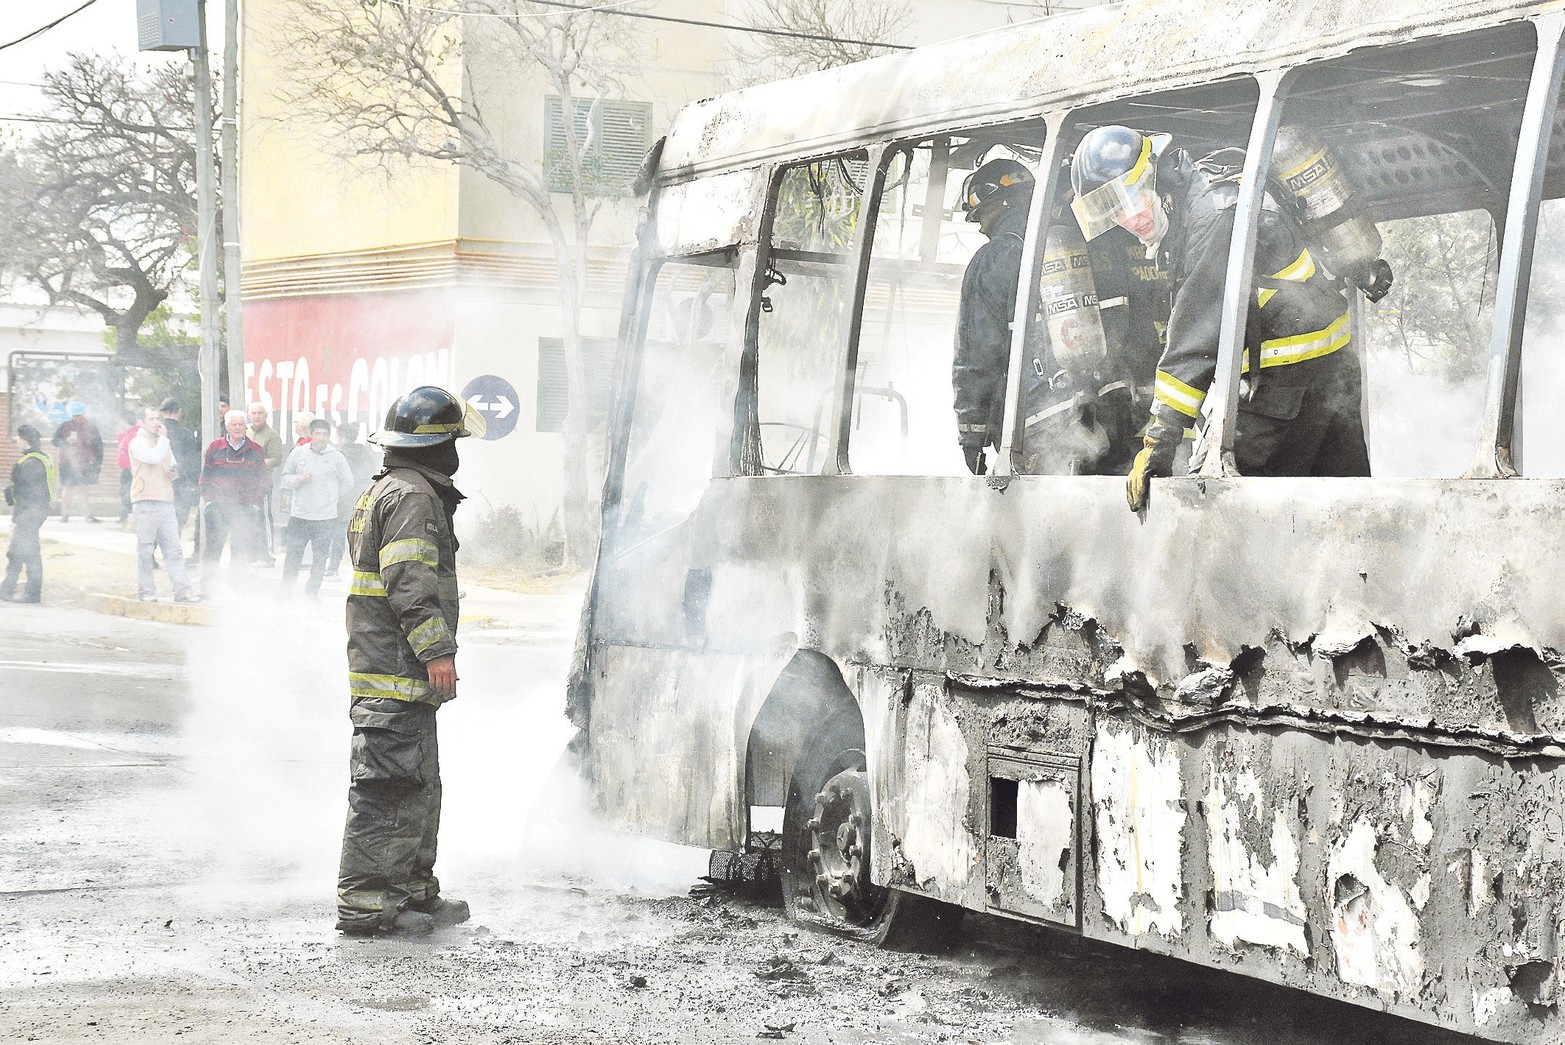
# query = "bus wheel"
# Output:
<box><xmin>780</xmin><ymin>735</ymin><xmax>962</xmax><ymax>951</ymax></box>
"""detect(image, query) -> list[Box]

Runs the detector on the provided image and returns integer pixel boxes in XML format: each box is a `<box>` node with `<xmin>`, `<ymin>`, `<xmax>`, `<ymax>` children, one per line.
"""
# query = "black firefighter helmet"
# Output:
<box><xmin>959</xmin><ymin>158</ymin><xmax>1034</xmax><ymax>222</ymax></box>
<box><xmin>373</xmin><ymin>386</ymin><xmax>488</xmax><ymax>448</ymax></box>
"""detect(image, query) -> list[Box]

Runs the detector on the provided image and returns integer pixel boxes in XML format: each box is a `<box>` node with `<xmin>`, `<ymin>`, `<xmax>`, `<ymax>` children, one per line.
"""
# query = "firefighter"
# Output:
<box><xmin>1070</xmin><ymin>125</ymin><xmax>1373</xmax><ymax>511</ymax></box>
<box><xmin>335</xmin><ymin>385</ymin><xmax>486</xmax><ymax>937</ymax></box>
<box><xmin>952</xmin><ymin>157</ymin><xmax>1131</xmax><ymax>475</ymax></box>
<box><xmin>1088</xmin><ymin>223</ymin><xmax>1171</xmax><ymax>432</ymax></box>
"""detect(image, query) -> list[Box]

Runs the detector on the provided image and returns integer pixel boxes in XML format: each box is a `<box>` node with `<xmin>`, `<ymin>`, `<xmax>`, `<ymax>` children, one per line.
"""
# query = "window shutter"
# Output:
<box><xmin>536</xmin><ymin>338</ymin><xmax>568</xmax><ymax>433</ymax></box>
<box><xmin>543</xmin><ymin>96</ymin><xmax>651</xmax><ymax>196</ymax></box>
<box><xmin>536</xmin><ymin>336</ymin><xmax>619</xmax><ymax>433</ymax></box>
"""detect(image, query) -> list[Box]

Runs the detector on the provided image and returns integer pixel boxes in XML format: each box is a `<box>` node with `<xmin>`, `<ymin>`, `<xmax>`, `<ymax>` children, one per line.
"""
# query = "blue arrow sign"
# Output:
<box><xmin>462</xmin><ymin>375</ymin><xmax>520</xmax><ymax>441</ymax></box>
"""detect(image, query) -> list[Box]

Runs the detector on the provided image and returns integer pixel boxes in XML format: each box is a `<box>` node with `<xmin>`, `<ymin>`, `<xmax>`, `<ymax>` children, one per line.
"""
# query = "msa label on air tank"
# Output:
<box><xmin>1281</xmin><ymin>149</ymin><xmax>1350</xmax><ymax>217</ymax></box>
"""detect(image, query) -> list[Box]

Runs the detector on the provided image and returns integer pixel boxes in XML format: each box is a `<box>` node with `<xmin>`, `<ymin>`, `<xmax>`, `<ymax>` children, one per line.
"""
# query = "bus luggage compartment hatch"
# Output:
<box><xmin>983</xmin><ymin>746</ymin><xmax>1080</xmax><ymax>927</ymax></box>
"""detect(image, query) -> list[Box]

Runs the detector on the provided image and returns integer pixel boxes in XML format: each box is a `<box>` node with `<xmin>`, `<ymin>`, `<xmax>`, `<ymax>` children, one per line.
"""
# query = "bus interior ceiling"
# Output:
<box><xmin>1289</xmin><ymin>24</ymin><xmax>1536</xmax><ymax>223</ymax></box>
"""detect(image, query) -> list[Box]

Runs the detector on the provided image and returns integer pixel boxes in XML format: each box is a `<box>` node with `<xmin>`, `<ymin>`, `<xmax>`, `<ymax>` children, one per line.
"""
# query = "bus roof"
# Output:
<box><xmin>656</xmin><ymin>0</ymin><xmax>1542</xmax><ymax>184</ymax></box>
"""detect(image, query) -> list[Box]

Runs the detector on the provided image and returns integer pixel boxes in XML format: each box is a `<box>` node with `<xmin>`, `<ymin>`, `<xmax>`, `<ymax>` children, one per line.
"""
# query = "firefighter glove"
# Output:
<box><xmin>964</xmin><ymin>445</ymin><xmax>988</xmax><ymax>476</ymax></box>
<box><xmin>1125</xmin><ymin>422</ymin><xmax>1180</xmax><ymax>512</ymax></box>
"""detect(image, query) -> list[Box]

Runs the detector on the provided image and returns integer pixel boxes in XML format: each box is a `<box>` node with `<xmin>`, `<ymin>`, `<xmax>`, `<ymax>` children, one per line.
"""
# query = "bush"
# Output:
<box><xmin>463</xmin><ymin>504</ymin><xmax>565</xmax><ymax>575</ymax></box>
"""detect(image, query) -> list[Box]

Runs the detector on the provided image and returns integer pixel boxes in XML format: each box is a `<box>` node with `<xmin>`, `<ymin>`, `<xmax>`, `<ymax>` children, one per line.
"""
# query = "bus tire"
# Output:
<box><xmin>779</xmin><ymin>718</ymin><xmax>963</xmax><ymax>952</ymax></box>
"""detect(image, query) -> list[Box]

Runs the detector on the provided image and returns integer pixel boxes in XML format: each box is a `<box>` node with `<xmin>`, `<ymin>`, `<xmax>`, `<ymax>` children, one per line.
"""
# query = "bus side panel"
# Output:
<box><xmin>1079</xmin><ymin>715</ymin><xmax>1563</xmax><ymax>1042</ymax></box>
<box><xmin>864</xmin><ymin>667</ymin><xmax>983</xmax><ymax>908</ymax></box>
<box><xmin>585</xmin><ymin>644</ymin><xmax>790</xmax><ymax>850</ymax></box>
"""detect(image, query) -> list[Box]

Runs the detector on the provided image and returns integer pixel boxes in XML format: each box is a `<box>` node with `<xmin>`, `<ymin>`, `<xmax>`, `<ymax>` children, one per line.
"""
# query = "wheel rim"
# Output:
<box><xmin>804</xmin><ymin>766</ymin><xmax>885</xmax><ymax>925</ymax></box>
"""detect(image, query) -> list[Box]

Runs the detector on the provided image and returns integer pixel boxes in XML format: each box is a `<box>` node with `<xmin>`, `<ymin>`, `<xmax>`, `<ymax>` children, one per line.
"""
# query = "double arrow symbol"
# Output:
<box><xmin>468</xmin><ymin>395</ymin><xmax>515</xmax><ymax>419</ymax></box>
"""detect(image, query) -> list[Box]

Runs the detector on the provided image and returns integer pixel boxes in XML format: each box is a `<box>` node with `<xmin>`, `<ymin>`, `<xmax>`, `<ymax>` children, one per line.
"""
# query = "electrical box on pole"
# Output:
<box><xmin>137</xmin><ymin>0</ymin><xmax>201</xmax><ymax>51</ymax></box>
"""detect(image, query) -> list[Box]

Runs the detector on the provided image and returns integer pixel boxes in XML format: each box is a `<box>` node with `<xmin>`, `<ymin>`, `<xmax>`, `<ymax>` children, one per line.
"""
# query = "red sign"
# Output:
<box><xmin>243</xmin><ymin>290</ymin><xmax>456</xmax><ymax>429</ymax></box>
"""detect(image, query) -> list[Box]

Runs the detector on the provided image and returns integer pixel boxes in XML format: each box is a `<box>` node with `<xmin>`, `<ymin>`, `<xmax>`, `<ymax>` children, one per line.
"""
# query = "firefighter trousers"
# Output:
<box><xmin>1</xmin><ymin>504</ymin><xmax>46</xmax><ymax>601</ymax></box>
<box><xmin>336</xmin><ymin>697</ymin><xmax>443</xmax><ymax>929</ymax></box>
<box><xmin>1231</xmin><ymin>349</ymin><xmax>1370</xmax><ymax>477</ymax></box>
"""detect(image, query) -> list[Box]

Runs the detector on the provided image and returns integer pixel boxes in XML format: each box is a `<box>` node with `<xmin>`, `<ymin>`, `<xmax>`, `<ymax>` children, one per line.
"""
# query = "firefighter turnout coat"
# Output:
<box><xmin>954</xmin><ymin>205</ymin><xmax>1135</xmax><ymax>474</ymax></box>
<box><xmin>346</xmin><ymin>460</ymin><xmax>461</xmax><ymax>705</ymax></box>
<box><xmin>1149</xmin><ymin>153</ymin><xmax>1370</xmax><ymax>476</ymax></box>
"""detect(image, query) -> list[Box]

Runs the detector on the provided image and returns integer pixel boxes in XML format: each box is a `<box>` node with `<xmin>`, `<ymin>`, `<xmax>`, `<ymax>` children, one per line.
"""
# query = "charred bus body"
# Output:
<box><xmin>570</xmin><ymin>1</ymin><xmax>1565</xmax><ymax>1040</ymax></box>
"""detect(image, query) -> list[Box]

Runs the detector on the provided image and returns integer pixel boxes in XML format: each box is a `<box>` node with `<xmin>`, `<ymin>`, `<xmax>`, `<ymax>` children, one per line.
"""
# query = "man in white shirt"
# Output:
<box><xmin>129</xmin><ymin>407</ymin><xmax>198</xmax><ymax>602</ymax></box>
<box><xmin>281</xmin><ymin>418</ymin><xmax>355</xmax><ymax>597</ymax></box>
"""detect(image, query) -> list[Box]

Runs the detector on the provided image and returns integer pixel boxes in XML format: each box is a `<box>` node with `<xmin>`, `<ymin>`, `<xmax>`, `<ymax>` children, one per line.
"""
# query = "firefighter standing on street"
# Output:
<box><xmin>336</xmin><ymin>385</ymin><xmax>486</xmax><ymax>937</ymax></box>
<box><xmin>1070</xmin><ymin>125</ymin><xmax>1381</xmax><ymax>510</ymax></box>
<box><xmin>951</xmin><ymin>157</ymin><xmax>1141</xmax><ymax>476</ymax></box>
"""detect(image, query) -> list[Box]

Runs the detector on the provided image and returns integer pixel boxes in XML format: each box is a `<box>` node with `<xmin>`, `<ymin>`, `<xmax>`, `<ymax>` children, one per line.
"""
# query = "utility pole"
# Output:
<box><xmin>221</xmin><ymin>0</ymin><xmax>244</xmax><ymax>412</ymax></box>
<box><xmin>191</xmin><ymin>0</ymin><xmax>221</xmax><ymax>469</ymax></box>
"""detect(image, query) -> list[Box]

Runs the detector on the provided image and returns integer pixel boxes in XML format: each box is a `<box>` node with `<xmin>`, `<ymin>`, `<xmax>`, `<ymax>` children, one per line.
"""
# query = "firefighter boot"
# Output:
<box><xmin>336</xmin><ymin>908</ymin><xmax>435</xmax><ymax>938</ymax></box>
<box><xmin>414</xmin><ymin>897</ymin><xmax>470</xmax><ymax>927</ymax></box>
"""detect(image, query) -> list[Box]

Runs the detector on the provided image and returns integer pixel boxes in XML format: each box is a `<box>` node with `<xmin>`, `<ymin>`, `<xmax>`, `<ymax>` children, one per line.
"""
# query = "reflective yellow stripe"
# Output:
<box><xmin>411</xmin><ymin>421</ymin><xmax>460</xmax><ymax>434</ymax></box>
<box><xmin>381</xmin><ymin>538</ymin><xmax>438</xmax><ymax>568</ymax></box>
<box><xmin>349</xmin><ymin>671</ymin><xmax>434</xmax><ymax>702</ymax></box>
<box><xmin>1153</xmin><ymin>369</ymin><xmax>1205</xmax><ymax>419</ymax></box>
<box><xmin>408</xmin><ymin>615</ymin><xmax>453</xmax><ymax>658</ymax></box>
<box><xmin>1257</xmin><ymin>249</ymin><xmax>1316</xmax><ymax>308</ymax></box>
<box><xmin>1123</xmin><ymin>135</ymin><xmax>1153</xmax><ymax>183</ymax></box>
<box><xmin>1244</xmin><ymin>312</ymin><xmax>1351</xmax><ymax>371</ymax></box>
<box><xmin>350</xmin><ymin>570</ymin><xmax>387</xmax><ymax>597</ymax></box>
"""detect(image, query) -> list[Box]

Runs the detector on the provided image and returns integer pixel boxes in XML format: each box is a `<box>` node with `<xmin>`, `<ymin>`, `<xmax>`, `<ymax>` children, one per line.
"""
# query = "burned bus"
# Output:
<box><xmin>567</xmin><ymin>0</ymin><xmax>1565</xmax><ymax>1039</ymax></box>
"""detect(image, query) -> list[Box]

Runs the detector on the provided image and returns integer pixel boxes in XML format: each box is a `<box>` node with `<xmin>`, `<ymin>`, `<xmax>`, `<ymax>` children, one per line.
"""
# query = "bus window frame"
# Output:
<box><xmin>1482</xmin><ymin>10</ymin><xmax>1565</xmax><ymax>476</ymax></box>
<box><xmin>608</xmin><ymin>246</ymin><xmax>748</xmax><ymax>540</ymax></box>
<box><xmin>1199</xmin><ymin>69</ymin><xmax>1287</xmax><ymax>475</ymax></box>
<box><xmin>996</xmin><ymin>114</ymin><xmax>1066</xmax><ymax>476</ymax></box>
<box><xmin>742</xmin><ymin>146</ymin><xmax>886</xmax><ymax>478</ymax></box>
<box><xmin>842</xmin><ymin>125</ymin><xmax>1053</xmax><ymax>479</ymax></box>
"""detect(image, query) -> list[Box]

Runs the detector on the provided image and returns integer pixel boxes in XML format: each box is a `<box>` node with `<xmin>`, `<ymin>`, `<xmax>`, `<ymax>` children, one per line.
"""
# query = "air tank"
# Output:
<box><xmin>1273</xmin><ymin>125</ymin><xmax>1393</xmax><ymax>302</ymax></box>
<box><xmin>1039</xmin><ymin>218</ymin><xmax>1108</xmax><ymax>388</ymax></box>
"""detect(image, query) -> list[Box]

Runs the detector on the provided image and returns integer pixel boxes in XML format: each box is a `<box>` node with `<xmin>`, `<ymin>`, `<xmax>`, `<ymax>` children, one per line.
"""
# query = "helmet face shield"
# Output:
<box><xmin>460</xmin><ymin>399</ymin><xmax>488</xmax><ymax>440</ymax></box>
<box><xmin>1071</xmin><ymin>136</ymin><xmax>1157</xmax><ymax>241</ymax></box>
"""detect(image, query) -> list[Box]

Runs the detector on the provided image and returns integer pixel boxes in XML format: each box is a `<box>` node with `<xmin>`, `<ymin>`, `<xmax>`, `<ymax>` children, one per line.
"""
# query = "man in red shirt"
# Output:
<box><xmin>199</xmin><ymin>409</ymin><xmax>270</xmax><ymax>587</ymax></box>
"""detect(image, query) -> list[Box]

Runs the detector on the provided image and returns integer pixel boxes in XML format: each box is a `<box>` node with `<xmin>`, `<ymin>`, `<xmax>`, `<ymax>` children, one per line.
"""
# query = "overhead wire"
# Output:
<box><xmin>0</xmin><ymin>0</ymin><xmax>104</xmax><ymax>54</ymax></box>
<box><xmin>382</xmin><ymin>0</ymin><xmax>912</xmax><ymax>51</ymax></box>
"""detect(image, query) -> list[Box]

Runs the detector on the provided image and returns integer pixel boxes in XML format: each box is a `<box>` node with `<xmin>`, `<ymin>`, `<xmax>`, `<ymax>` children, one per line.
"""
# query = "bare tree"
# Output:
<box><xmin>1368</xmin><ymin>211</ymin><xmax>1497</xmax><ymax>381</ymax></box>
<box><xmin>727</xmin><ymin>0</ymin><xmax>910</xmax><ymax>86</ymax></box>
<box><xmin>277</xmin><ymin>0</ymin><xmax>635</xmax><ymax>565</ymax></box>
<box><xmin>0</xmin><ymin>55</ymin><xmax>202</xmax><ymax>354</ymax></box>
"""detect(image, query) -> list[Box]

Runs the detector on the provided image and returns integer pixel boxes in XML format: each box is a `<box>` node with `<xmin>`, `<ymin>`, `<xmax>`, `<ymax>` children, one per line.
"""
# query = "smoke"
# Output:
<box><xmin>1363</xmin><ymin>347</ymin><xmax>1487</xmax><ymax>477</ymax></box>
<box><xmin>143</xmin><ymin>580</ymin><xmax>705</xmax><ymax>925</ymax></box>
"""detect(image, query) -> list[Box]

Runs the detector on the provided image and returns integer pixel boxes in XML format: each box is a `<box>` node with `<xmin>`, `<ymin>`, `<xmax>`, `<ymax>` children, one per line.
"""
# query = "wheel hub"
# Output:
<box><xmin>805</xmin><ymin>768</ymin><xmax>875</xmax><ymax>922</ymax></box>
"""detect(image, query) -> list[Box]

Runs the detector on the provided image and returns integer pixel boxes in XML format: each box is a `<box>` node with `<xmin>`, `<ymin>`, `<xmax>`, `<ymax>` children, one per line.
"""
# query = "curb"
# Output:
<box><xmin>88</xmin><ymin>593</ymin><xmax>212</xmax><ymax>626</ymax></box>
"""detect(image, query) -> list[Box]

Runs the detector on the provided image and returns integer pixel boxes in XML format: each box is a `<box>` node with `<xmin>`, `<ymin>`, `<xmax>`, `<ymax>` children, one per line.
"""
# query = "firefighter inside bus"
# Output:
<box><xmin>951</xmin><ymin>155</ymin><xmax>1165</xmax><ymax>476</ymax></box>
<box><xmin>1070</xmin><ymin>125</ymin><xmax>1393</xmax><ymax>510</ymax></box>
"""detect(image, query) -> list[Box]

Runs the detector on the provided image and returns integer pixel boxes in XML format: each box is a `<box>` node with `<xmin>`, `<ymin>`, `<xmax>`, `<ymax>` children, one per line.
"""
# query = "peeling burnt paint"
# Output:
<box><xmin>1327</xmin><ymin>821</ymin><xmax>1424</xmax><ymax>994</ymax></box>
<box><xmin>1092</xmin><ymin>723</ymin><xmax>1185</xmax><ymax>939</ymax></box>
<box><xmin>868</xmin><ymin>672</ymin><xmax>979</xmax><ymax>902</ymax></box>
<box><xmin>1204</xmin><ymin>764</ymin><xmax>1309</xmax><ymax>957</ymax></box>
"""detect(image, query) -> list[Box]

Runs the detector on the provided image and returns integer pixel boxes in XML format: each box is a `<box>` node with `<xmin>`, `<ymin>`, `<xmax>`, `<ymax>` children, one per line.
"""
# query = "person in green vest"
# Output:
<box><xmin>3</xmin><ymin>424</ymin><xmax>56</xmax><ymax>603</ymax></box>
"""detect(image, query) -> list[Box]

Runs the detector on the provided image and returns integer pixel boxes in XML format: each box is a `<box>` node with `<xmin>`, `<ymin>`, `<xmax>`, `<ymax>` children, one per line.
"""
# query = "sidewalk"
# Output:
<box><xmin>0</xmin><ymin>514</ymin><xmax>588</xmax><ymax>633</ymax></box>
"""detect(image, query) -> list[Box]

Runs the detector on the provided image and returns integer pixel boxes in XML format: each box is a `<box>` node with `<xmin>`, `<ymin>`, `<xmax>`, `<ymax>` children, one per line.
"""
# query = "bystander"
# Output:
<box><xmin>2</xmin><ymin>425</ymin><xmax>55</xmax><ymax>604</ymax></box>
<box><xmin>52</xmin><ymin>403</ymin><xmax>103</xmax><ymax>524</ymax></box>
<box><xmin>160</xmin><ymin>398</ymin><xmax>202</xmax><ymax>533</ymax></box>
<box><xmin>200</xmin><ymin>410</ymin><xmax>270</xmax><ymax>589</ymax></box>
<box><xmin>129</xmin><ymin>408</ymin><xmax>198</xmax><ymax>603</ymax></box>
<box><xmin>281</xmin><ymin>419</ymin><xmax>354</xmax><ymax>598</ymax></box>
<box><xmin>114</xmin><ymin>412</ymin><xmax>140</xmax><ymax>526</ymax></box>
<box><xmin>248</xmin><ymin>403</ymin><xmax>285</xmax><ymax>566</ymax></box>
<box><xmin>324</xmin><ymin>422</ymin><xmax>381</xmax><ymax>577</ymax></box>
